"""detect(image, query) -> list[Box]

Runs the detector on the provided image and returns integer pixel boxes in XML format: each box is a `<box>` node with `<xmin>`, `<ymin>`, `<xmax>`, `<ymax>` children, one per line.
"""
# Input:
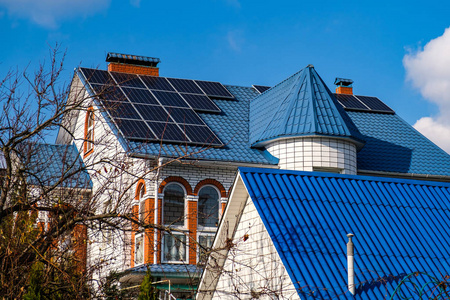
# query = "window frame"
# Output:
<box><xmin>134</xmin><ymin>233</ymin><xmax>144</xmax><ymax>266</ymax></box>
<box><xmin>197</xmin><ymin>232</ymin><xmax>215</xmax><ymax>264</ymax></box>
<box><xmin>161</xmin><ymin>233</ymin><xmax>188</xmax><ymax>263</ymax></box>
<box><xmin>162</xmin><ymin>182</ymin><xmax>187</xmax><ymax>228</ymax></box>
<box><xmin>197</xmin><ymin>184</ymin><xmax>221</xmax><ymax>231</ymax></box>
<box><xmin>84</xmin><ymin>107</ymin><xmax>95</xmax><ymax>156</ymax></box>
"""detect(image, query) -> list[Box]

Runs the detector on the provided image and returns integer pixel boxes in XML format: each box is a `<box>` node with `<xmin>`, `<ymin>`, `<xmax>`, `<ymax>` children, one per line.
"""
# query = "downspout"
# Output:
<box><xmin>154</xmin><ymin>157</ymin><xmax>163</xmax><ymax>264</ymax></box>
<box><xmin>347</xmin><ymin>233</ymin><xmax>355</xmax><ymax>295</ymax></box>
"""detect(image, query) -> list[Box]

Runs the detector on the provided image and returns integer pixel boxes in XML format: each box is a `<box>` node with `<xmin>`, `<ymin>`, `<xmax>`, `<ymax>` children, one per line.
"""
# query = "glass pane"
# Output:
<box><xmin>163</xmin><ymin>234</ymin><xmax>186</xmax><ymax>262</ymax></box>
<box><xmin>139</xmin><ymin>200</ymin><xmax>146</xmax><ymax>222</ymax></box>
<box><xmin>198</xmin><ymin>186</ymin><xmax>219</xmax><ymax>227</ymax></box>
<box><xmin>198</xmin><ymin>235</ymin><xmax>215</xmax><ymax>264</ymax></box>
<box><xmin>163</xmin><ymin>184</ymin><xmax>185</xmax><ymax>225</ymax></box>
<box><xmin>135</xmin><ymin>235</ymin><xmax>144</xmax><ymax>265</ymax></box>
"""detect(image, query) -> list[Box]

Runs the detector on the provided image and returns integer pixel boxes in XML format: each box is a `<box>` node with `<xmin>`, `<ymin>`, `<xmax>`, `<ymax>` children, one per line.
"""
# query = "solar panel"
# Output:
<box><xmin>91</xmin><ymin>84</ymin><xmax>127</xmax><ymax>101</ymax></box>
<box><xmin>253</xmin><ymin>85</ymin><xmax>271</xmax><ymax>94</ymax></box>
<box><xmin>79</xmin><ymin>67</ymin><xmax>225</xmax><ymax>146</ymax></box>
<box><xmin>115</xmin><ymin>119</ymin><xmax>155</xmax><ymax>139</ymax></box>
<box><xmin>122</xmin><ymin>87</ymin><xmax>159</xmax><ymax>105</ymax></box>
<box><xmin>110</xmin><ymin>72</ymin><xmax>146</xmax><ymax>88</ymax></box>
<box><xmin>195</xmin><ymin>80</ymin><xmax>234</xmax><ymax>99</ymax></box>
<box><xmin>152</xmin><ymin>91</ymin><xmax>189</xmax><ymax>108</ymax></box>
<box><xmin>134</xmin><ymin>104</ymin><xmax>170</xmax><ymax>122</ymax></box>
<box><xmin>180</xmin><ymin>93</ymin><xmax>221</xmax><ymax>113</ymax></box>
<box><xmin>168</xmin><ymin>78</ymin><xmax>204</xmax><ymax>94</ymax></box>
<box><xmin>356</xmin><ymin>96</ymin><xmax>394</xmax><ymax>113</ymax></box>
<box><xmin>147</xmin><ymin>122</ymin><xmax>189</xmax><ymax>142</ymax></box>
<box><xmin>140</xmin><ymin>76</ymin><xmax>175</xmax><ymax>91</ymax></box>
<box><xmin>334</xmin><ymin>94</ymin><xmax>368</xmax><ymax>110</ymax></box>
<box><xmin>80</xmin><ymin>68</ymin><xmax>114</xmax><ymax>84</ymax></box>
<box><xmin>165</xmin><ymin>107</ymin><xmax>204</xmax><ymax>125</ymax></box>
<box><xmin>101</xmin><ymin>101</ymin><xmax>141</xmax><ymax>120</ymax></box>
<box><xmin>183</xmin><ymin>125</ymin><xmax>222</xmax><ymax>145</ymax></box>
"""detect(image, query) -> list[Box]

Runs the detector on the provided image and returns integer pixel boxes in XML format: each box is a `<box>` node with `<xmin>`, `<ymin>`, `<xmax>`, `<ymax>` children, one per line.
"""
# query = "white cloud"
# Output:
<box><xmin>0</xmin><ymin>0</ymin><xmax>110</xmax><ymax>29</ymax></box>
<box><xmin>404</xmin><ymin>27</ymin><xmax>450</xmax><ymax>153</ymax></box>
<box><xmin>227</xmin><ymin>30</ymin><xmax>244</xmax><ymax>52</ymax></box>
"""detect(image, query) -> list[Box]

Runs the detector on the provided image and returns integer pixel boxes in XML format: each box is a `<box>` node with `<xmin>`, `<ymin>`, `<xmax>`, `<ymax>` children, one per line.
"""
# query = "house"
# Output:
<box><xmin>198</xmin><ymin>167</ymin><xmax>450</xmax><ymax>299</ymax></box>
<box><xmin>55</xmin><ymin>52</ymin><xmax>450</xmax><ymax>297</ymax></box>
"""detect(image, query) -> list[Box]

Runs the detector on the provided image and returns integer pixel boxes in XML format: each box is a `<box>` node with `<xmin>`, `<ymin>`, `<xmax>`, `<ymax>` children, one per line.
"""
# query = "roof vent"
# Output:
<box><xmin>347</xmin><ymin>233</ymin><xmax>355</xmax><ymax>295</ymax></box>
<box><xmin>335</xmin><ymin>78</ymin><xmax>353</xmax><ymax>95</ymax></box>
<box><xmin>106</xmin><ymin>52</ymin><xmax>161</xmax><ymax>76</ymax></box>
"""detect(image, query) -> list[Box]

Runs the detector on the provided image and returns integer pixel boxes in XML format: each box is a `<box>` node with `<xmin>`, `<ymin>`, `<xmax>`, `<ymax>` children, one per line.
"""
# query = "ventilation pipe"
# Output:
<box><xmin>347</xmin><ymin>233</ymin><xmax>355</xmax><ymax>295</ymax></box>
<box><xmin>153</xmin><ymin>157</ymin><xmax>164</xmax><ymax>264</ymax></box>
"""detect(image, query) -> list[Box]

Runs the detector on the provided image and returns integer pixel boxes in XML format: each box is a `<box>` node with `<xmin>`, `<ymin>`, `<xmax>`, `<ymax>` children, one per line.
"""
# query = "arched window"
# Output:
<box><xmin>162</xmin><ymin>183</ymin><xmax>187</xmax><ymax>262</ymax></box>
<box><xmin>163</xmin><ymin>183</ymin><xmax>185</xmax><ymax>226</ymax></box>
<box><xmin>84</xmin><ymin>108</ymin><xmax>94</xmax><ymax>155</ymax></box>
<box><xmin>198</xmin><ymin>186</ymin><xmax>219</xmax><ymax>227</ymax></box>
<box><xmin>136</xmin><ymin>182</ymin><xmax>146</xmax><ymax>222</ymax></box>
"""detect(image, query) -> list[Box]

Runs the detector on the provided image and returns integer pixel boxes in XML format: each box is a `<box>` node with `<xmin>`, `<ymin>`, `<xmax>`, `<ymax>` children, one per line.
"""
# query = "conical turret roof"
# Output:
<box><xmin>249</xmin><ymin>65</ymin><xmax>365</xmax><ymax>148</ymax></box>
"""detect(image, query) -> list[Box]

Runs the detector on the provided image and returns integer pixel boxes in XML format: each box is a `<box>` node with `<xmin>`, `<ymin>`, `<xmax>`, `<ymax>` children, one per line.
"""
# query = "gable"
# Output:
<box><xmin>239</xmin><ymin>167</ymin><xmax>450</xmax><ymax>299</ymax></box>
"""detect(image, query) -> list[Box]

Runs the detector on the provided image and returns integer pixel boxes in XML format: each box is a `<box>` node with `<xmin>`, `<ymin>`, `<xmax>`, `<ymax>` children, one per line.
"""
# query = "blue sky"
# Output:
<box><xmin>1</xmin><ymin>0</ymin><xmax>450</xmax><ymax>151</ymax></box>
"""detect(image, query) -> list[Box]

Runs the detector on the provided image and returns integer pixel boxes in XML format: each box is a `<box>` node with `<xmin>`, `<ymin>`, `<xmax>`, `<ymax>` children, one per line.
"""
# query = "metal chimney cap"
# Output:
<box><xmin>307</xmin><ymin>64</ymin><xmax>314</xmax><ymax>68</ymax></box>
<box><xmin>347</xmin><ymin>233</ymin><xmax>354</xmax><ymax>238</ymax></box>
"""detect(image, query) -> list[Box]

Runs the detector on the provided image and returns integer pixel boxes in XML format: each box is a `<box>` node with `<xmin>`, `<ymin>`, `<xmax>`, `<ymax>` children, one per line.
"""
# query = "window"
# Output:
<box><xmin>84</xmin><ymin>108</ymin><xmax>94</xmax><ymax>155</ymax></box>
<box><xmin>198</xmin><ymin>186</ymin><xmax>219</xmax><ymax>227</ymax></box>
<box><xmin>198</xmin><ymin>234</ymin><xmax>215</xmax><ymax>264</ymax></box>
<box><xmin>163</xmin><ymin>183</ymin><xmax>185</xmax><ymax>226</ymax></box>
<box><xmin>135</xmin><ymin>235</ymin><xmax>144</xmax><ymax>265</ymax></box>
<box><xmin>137</xmin><ymin>183</ymin><xmax>146</xmax><ymax>222</ymax></box>
<box><xmin>163</xmin><ymin>234</ymin><xmax>186</xmax><ymax>262</ymax></box>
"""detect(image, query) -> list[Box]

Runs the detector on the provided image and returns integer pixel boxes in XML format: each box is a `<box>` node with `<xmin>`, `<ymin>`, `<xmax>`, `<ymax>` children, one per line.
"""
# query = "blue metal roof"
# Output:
<box><xmin>347</xmin><ymin>111</ymin><xmax>450</xmax><ymax>177</ymax></box>
<box><xmin>27</xmin><ymin>143</ymin><xmax>92</xmax><ymax>189</ymax></box>
<box><xmin>238</xmin><ymin>167</ymin><xmax>450</xmax><ymax>299</ymax></box>
<box><xmin>249</xmin><ymin>65</ymin><xmax>364</xmax><ymax>147</ymax></box>
<box><xmin>126</xmin><ymin>85</ymin><xmax>278</xmax><ymax>165</ymax></box>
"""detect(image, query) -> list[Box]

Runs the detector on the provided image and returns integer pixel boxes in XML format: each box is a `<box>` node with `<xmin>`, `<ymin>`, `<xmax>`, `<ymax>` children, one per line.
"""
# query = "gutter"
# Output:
<box><xmin>357</xmin><ymin>169</ymin><xmax>450</xmax><ymax>182</ymax></box>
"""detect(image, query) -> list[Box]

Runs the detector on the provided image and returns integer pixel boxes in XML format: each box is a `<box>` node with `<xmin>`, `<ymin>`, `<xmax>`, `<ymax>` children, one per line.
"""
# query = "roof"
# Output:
<box><xmin>238</xmin><ymin>167</ymin><xmax>450</xmax><ymax>299</ymax></box>
<box><xmin>124</xmin><ymin>85</ymin><xmax>279</xmax><ymax>165</ymax></box>
<box><xmin>128</xmin><ymin>263</ymin><xmax>202</xmax><ymax>278</ymax></box>
<box><xmin>26</xmin><ymin>143</ymin><xmax>92</xmax><ymax>189</ymax></box>
<box><xmin>347</xmin><ymin>111</ymin><xmax>450</xmax><ymax>177</ymax></box>
<box><xmin>249</xmin><ymin>65</ymin><xmax>364</xmax><ymax>147</ymax></box>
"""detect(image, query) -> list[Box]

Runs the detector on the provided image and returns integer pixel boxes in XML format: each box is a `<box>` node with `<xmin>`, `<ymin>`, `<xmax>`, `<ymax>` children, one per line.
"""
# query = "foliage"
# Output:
<box><xmin>137</xmin><ymin>269</ymin><xmax>158</xmax><ymax>300</ymax></box>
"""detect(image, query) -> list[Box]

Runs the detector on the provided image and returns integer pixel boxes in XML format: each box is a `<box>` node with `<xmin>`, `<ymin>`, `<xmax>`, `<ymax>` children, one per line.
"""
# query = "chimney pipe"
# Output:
<box><xmin>106</xmin><ymin>52</ymin><xmax>161</xmax><ymax>76</ymax></box>
<box><xmin>347</xmin><ymin>233</ymin><xmax>355</xmax><ymax>295</ymax></box>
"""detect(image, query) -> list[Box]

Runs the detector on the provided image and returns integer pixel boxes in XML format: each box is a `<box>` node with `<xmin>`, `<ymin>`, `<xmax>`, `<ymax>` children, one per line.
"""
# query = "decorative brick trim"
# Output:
<box><xmin>83</xmin><ymin>107</ymin><xmax>95</xmax><ymax>158</ymax></box>
<box><xmin>135</xmin><ymin>179</ymin><xmax>146</xmax><ymax>200</ymax></box>
<box><xmin>186</xmin><ymin>195</ymin><xmax>199</xmax><ymax>202</ymax></box>
<box><xmin>335</xmin><ymin>86</ymin><xmax>353</xmax><ymax>95</ymax></box>
<box><xmin>108</xmin><ymin>63</ymin><xmax>159</xmax><ymax>76</ymax></box>
<box><xmin>194</xmin><ymin>179</ymin><xmax>227</xmax><ymax>197</ymax></box>
<box><xmin>158</xmin><ymin>176</ymin><xmax>193</xmax><ymax>195</ymax></box>
<box><xmin>73</xmin><ymin>224</ymin><xmax>87</xmax><ymax>273</ymax></box>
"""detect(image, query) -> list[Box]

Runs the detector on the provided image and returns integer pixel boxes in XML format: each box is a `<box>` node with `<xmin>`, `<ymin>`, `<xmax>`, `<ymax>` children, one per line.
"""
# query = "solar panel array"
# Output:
<box><xmin>80</xmin><ymin>68</ymin><xmax>226</xmax><ymax>146</ymax></box>
<box><xmin>253</xmin><ymin>85</ymin><xmax>271</xmax><ymax>94</ymax></box>
<box><xmin>334</xmin><ymin>93</ymin><xmax>395</xmax><ymax>114</ymax></box>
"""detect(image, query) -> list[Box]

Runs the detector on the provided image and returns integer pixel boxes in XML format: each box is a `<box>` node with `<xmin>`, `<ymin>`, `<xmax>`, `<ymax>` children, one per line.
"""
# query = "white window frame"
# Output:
<box><xmin>85</xmin><ymin>109</ymin><xmax>94</xmax><ymax>153</ymax></box>
<box><xmin>197</xmin><ymin>185</ymin><xmax>221</xmax><ymax>231</ymax></box>
<box><xmin>197</xmin><ymin>232</ymin><xmax>215</xmax><ymax>264</ymax></box>
<box><xmin>135</xmin><ymin>233</ymin><xmax>144</xmax><ymax>266</ymax></box>
<box><xmin>162</xmin><ymin>233</ymin><xmax>188</xmax><ymax>263</ymax></box>
<box><xmin>162</xmin><ymin>183</ymin><xmax>187</xmax><ymax>228</ymax></box>
<box><xmin>137</xmin><ymin>183</ymin><xmax>146</xmax><ymax>223</ymax></box>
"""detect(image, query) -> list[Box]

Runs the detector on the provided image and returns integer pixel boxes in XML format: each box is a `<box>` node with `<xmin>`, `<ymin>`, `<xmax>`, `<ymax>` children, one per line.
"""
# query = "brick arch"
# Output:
<box><xmin>135</xmin><ymin>179</ymin><xmax>146</xmax><ymax>200</ymax></box>
<box><xmin>194</xmin><ymin>179</ymin><xmax>227</xmax><ymax>198</ymax></box>
<box><xmin>228</xmin><ymin>185</ymin><xmax>233</xmax><ymax>198</ymax></box>
<box><xmin>158</xmin><ymin>176</ymin><xmax>193</xmax><ymax>195</ymax></box>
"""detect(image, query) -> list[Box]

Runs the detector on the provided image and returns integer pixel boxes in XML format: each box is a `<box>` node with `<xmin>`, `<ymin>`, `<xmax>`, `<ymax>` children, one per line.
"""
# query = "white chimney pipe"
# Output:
<box><xmin>347</xmin><ymin>233</ymin><xmax>355</xmax><ymax>295</ymax></box>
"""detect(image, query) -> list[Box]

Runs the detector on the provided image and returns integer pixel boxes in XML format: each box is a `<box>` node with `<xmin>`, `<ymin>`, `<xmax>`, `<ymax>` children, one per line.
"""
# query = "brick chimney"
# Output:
<box><xmin>106</xmin><ymin>52</ymin><xmax>161</xmax><ymax>76</ymax></box>
<box><xmin>334</xmin><ymin>78</ymin><xmax>353</xmax><ymax>95</ymax></box>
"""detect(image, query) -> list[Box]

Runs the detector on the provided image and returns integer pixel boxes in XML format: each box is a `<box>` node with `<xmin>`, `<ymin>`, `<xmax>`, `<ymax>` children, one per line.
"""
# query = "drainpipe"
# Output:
<box><xmin>153</xmin><ymin>157</ymin><xmax>163</xmax><ymax>264</ymax></box>
<box><xmin>347</xmin><ymin>233</ymin><xmax>355</xmax><ymax>295</ymax></box>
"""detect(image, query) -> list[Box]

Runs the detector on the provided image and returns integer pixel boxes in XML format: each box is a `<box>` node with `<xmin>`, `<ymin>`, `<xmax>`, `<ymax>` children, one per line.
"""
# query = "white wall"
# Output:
<box><xmin>212</xmin><ymin>197</ymin><xmax>300</xmax><ymax>300</ymax></box>
<box><xmin>266</xmin><ymin>137</ymin><xmax>357</xmax><ymax>174</ymax></box>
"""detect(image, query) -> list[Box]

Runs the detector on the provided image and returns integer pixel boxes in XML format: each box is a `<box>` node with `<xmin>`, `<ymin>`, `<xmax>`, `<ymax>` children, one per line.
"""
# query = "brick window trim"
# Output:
<box><xmin>135</xmin><ymin>179</ymin><xmax>146</xmax><ymax>200</ymax></box>
<box><xmin>159</xmin><ymin>176</ymin><xmax>193</xmax><ymax>195</ymax></box>
<box><xmin>83</xmin><ymin>107</ymin><xmax>95</xmax><ymax>157</ymax></box>
<box><xmin>194</xmin><ymin>178</ymin><xmax>227</xmax><ymax>198</ymax></box>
